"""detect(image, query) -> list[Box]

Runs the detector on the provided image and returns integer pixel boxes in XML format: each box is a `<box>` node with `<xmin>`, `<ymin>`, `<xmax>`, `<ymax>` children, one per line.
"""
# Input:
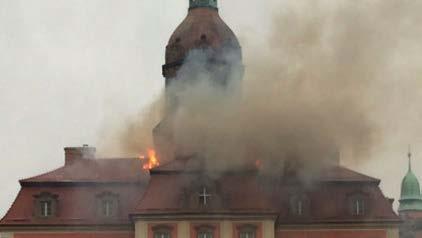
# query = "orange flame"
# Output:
<box><xmin>139</xmin><ymin>149</ymin><xmax>160</xmax><ymax>170</ymax></box>
<box><xmin>255</xmin><ymin>159</ymin><xmax>262</xmax><ymax>169</ymax></box>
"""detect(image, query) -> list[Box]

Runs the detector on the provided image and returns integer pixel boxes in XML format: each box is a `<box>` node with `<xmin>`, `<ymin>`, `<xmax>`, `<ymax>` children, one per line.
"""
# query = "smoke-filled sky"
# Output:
<box><xmin>1</xmin><ymin>0</ymin><xmax>422</xmax><ymax>217</ymax></box>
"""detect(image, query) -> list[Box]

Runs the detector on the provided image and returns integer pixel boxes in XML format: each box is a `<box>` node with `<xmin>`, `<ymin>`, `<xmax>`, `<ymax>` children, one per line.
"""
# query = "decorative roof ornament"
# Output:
<box><xmin>189</xmin><ymin>0</ymin><xmax>218</xmax><ymax>10</ymax></box>
<box><xmin>408</xmin><ymin>145</ymin><xmax>413</xmax><ymax>172</ymax></box>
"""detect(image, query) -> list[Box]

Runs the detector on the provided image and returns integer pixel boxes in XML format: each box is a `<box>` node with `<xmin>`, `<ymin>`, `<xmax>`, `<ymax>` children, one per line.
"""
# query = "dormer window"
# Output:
<box><xmin>96</xmin><ymin>192</ymin><xmax>119</xmax><ymax>218</ymax></box>
<box><xmin>348</xmin><ymin>193</ymin><xmax>369</xmax><ymax>216</ymax></box>
<box><xmin>289</xmin><ymin>194</ymin><xmax>309</xmax><ymax>217</ymax></box>
<box><xmin>352</xmin><ymin>197</ymin><xmax>366</xmax><ymax>216</ymax></box>
<box><xmin>199</xmin><ymin>187</ymin><xmax>212</xmax><ymax>206</ymax></box>
<box><xmin>40</xmin><ymin>200</ymin><xmax>52</xmax><ymax>217</ymax></box>
<box><xmin>101</xmin><ymin>199</ymin><xmax>115</xmax><ymax>217</ymax></box>
<box><xmin>33</xmin><ymin>192</ymin><xmax>58</xmax><ymax>218</ymax></box>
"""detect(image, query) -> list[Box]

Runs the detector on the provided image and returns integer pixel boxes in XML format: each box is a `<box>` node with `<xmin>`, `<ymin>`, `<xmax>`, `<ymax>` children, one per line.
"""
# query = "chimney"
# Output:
<box><xmin>64</xmin><ymin>145</ymin><xmax>96</xmax><ymax>166</ymax></box>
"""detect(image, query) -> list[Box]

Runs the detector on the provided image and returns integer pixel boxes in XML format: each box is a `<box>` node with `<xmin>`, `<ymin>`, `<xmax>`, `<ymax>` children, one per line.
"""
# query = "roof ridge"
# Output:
<box><xmin>19</xmin><ymin>165</ymin><xmax>66</xmax><ymax>183</ymax></box>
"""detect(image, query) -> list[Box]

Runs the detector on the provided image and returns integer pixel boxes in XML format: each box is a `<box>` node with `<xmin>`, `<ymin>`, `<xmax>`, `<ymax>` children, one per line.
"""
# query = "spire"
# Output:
<box><xmin>408</xmin><ymin>145</ymin><xmax>413</xmax><ymax>172</ymax></box>
<box><xmin>189</xmin><ymin>0</ymin><xmax>218</xmax><ymax>10</ymax></box>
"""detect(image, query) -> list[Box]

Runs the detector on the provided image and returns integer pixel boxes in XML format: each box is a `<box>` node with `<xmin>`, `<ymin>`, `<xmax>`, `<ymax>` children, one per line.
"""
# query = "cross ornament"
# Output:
<box><xmin>199</xmin><ymin>187</ymin><xmax>212</xmax><ymax>206</ymax></box>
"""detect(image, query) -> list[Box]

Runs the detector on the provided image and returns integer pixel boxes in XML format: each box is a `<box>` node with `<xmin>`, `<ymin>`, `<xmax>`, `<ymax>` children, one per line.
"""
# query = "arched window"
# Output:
<box><xmin>33</xmin><ymin>192</ymin><xmax>58</xmax><ymax>218</ymax></box>
<box><xmin>96</xmin><ymin>192</ymin><xmax>119</xmax><ymax>218</ymax></box>
<box><xmin>238</xmin><ymin>225</ymin><xmax>257</xmax><ymax>238</ymax></box>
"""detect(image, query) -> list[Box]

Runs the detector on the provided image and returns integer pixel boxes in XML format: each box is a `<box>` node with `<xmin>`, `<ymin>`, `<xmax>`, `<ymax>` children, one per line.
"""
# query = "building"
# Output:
<box><xmin>398</xmin><ymin>151</ymin><xmax>422</xmax><ymax>238</ymax></box>
<box><xmin>0</xmin><ymin>1</ymin><xmax>400</xmax><ymax>238</ymax></box>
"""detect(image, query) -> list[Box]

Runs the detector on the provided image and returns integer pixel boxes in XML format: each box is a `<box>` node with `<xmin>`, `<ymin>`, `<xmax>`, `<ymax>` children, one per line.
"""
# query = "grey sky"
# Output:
<box><xmin>0</xmin><ymin>0</ymin><xmax>421</xmax><ymax>217</ymax></box>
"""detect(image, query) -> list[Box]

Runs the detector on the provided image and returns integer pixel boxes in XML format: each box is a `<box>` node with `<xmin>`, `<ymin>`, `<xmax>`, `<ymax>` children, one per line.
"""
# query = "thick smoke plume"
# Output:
<box><xmin>111</xmin><ymin>0</ymin><xmax>422</xmax><ymax>178</ymax></box>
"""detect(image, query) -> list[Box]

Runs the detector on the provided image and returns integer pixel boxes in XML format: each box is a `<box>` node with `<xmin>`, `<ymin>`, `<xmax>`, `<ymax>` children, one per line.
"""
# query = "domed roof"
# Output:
<box><xmin>399</xmin><ymin>154</ymin><xmax>422</xmax><ymax>212</ymax></box>
<box><xmin>164</xmin><ymin>7</ymin><xmax>241</xmax><ymax>67</ymax></box>
<box><xmin>401</xmin><ymin>170</ymin><xmax>421</xmax><ymax>200</ymax></box>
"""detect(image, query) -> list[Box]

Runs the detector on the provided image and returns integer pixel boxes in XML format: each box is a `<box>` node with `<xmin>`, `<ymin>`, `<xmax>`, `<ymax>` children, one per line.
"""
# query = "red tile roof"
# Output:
<box><xmin>0</xmin><ymin>185</ymin><xmax>145</xmax><ymax>226</ymax></box>
<box><xmin>134</xmin><ymin>173</ymin><xmax>276</xmax><ymax>215</ymax></box>
<box><xmin>1</xmin><ymin>158</ymin><xmax>149</xmax><ymax>226</ymax></box>
<box><xmin>20</xmin><ymin>158</ymin><xmax>148</xmax><ymax>184</ymax></box>
<box><xmin>133</xmin><ymin>159</ymin><xmax>398</xmax><ymax>223</ymax></box>
<box><xmin>1</xmin><ymin>156</ymin><xmax>398</xmax><ymax>227</ymax></box>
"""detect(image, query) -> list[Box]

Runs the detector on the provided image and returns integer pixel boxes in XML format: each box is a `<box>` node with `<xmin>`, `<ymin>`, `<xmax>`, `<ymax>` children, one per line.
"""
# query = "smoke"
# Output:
<box><xmin>110</xmin><ymin>0</ymin><xmax>422</xmax><ymax>178</ymax></box>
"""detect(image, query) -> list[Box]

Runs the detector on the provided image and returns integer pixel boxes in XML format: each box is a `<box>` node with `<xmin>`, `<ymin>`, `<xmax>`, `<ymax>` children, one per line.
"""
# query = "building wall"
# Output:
<box><xmin>277</xmin><ymin>228</ymin><xmax>399</xmax><ymax>238</ymax></box>
<box><xmin>135</xmin><ymin>220</ymin><xmax>275</xmax><ymax>238</ymax></box>
<box><xmin>0</xmin><ymin>231</ymin><xmax>134</xmax><ymax>238</ymax></box>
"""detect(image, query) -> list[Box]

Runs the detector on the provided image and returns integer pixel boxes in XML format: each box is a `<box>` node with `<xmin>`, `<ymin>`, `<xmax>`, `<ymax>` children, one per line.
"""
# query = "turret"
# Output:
<box><xmin>399</xmin><ymin>149</ymin><xmax>422</xmax><ymax>212</ymax></box>
<box><xmin>162</xmin><ymin>0</ymin><xmax>243</xmax><ymax>86</ymax></box>
<box><xmin>155</xmin><ymin>0</ymin><xmax>243</xmax><ymax>160</ymax></box>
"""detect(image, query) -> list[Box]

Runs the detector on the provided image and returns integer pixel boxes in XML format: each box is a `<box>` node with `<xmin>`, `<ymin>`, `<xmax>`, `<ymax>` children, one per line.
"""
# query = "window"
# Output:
<box><xmin>33</xmin><ymin>192</ymin><xmax>58</xmax><ymax>218</ymax></box>
<box><xmin>198</xmin><ymin>187</ymin><xmax>212</xmax><ymax>206</ymax></box>
<box><xmin>238</xmin><ymin>225</ymin><xmax>256</xmax><ymax>238</ymax></box>
<box><xmin>154</xmin><ymin>231</ymin><xmax>171</xmax><ymax>238</ymax></box>
<box><xmin>101</xmin><ymin>199</ymin><xmax>115</xmax><ymax>217</ymax></box>
<box><xmin>196</xmin><ymin>226</ymin><xmax>214</xmax><ymax>238</ymax></box>
<box><xmin>352</xmin><ymin>197</ymin><xmax>365</xmax><ymax>216</ymax></box>
<box><xmin>96</xmin><ymin>192</ymin><xmax>119</xmax><ymax>218</ymax></box>
<box><xmin>348</xmin><ymin>193</ymin><xmax>369</xmax><ymax>216</ymax></box>
<box><xmin>289</xmin><ymin>194</ymin><xmax>309</xmax><ymax>217</ymax></box>
<box><xmin>40</xmin><ymin>200</ymin><xmax>52</xmax><ymax>217</ymax></box>
<box><xmin>153</xmin><ymin>226</ymin><xmax>173</xmax><ymax>238</ymax></box>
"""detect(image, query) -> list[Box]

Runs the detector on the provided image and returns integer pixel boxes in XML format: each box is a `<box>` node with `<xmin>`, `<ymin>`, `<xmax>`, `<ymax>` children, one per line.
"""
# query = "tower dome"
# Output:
<box><xmin>399</xmin><ymin>151</ymin><xmax>422</xmax><ymax>212</ymax></box>
<box><xmin>401</xmin><ymin>170</ymin><xmax>421</xmax><ymax>200</ymax></box>
<box><xmin>162</xmin><ymin>0</ymin><xmax>243</xmax><ymax>85</ymax></box>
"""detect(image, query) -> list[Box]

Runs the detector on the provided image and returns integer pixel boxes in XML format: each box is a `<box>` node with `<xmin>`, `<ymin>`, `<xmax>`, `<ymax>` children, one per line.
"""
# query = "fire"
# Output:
<box><xmin>139</xmin><ymin>149</ymin><xmax>160</xmax><ymax>170</ymax></box>
<box><xmin>255</xmin><ymin>159</ymin><xmax>262</xmax><ymax>169</ymax></box>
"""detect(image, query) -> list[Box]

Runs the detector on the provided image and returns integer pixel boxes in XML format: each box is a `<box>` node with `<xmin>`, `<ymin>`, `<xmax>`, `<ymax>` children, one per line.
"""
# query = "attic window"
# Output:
<box><xmin>33</xmin><ymin>192</ymin><xmax>58</xmax><ymax>218</ymax></box>
<box><xmin>348</xmin><ymin>193</ymin><xmax>369</xmax><ymax>216</ymax></box>
<box><xmin>289</xmin><ymin>194</ymin><xmax>309</xmax><ymax>217</ymax></box>
<box><xmin>97</xmin><ymin>192</ymin><xmax>119</xmax><ymax>218</ymax></box>
<box><xmin>352</xmin><ymin>197</ymin><xmax>366</xmax><ymax>216</ymax></box>
<box><xmin>198</xmin><ymin>187</ymin><xmax>212</xmax><ymax>206</ymax></box>
<box><xmin>40</xmin><ymin>201</ymin><xmax>52</xmax><ymax>217</ymax></box>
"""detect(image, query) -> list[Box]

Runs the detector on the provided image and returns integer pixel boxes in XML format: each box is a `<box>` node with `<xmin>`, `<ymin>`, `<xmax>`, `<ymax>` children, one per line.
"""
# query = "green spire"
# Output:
<box><xmin>189</xmin><ymin>0</ymin><xmax>218</xmax><ymax>10</ymax></box>
<box><xmin>399</xmin><ymin>148</ymin><xmax>422</xmax><ymax>212</ymax></box>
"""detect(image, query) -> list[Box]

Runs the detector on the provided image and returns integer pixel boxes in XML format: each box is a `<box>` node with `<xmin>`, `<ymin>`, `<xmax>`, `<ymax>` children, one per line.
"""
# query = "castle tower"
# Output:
<box><xmin>162</xmin><ymin>0</ymin><xmax>243</xmax><ymax>89</ymax></box>
<box><xmin>155</xmin><ymin>0</ymin><xmax>244</xmax><ymax>159</ymax></box>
